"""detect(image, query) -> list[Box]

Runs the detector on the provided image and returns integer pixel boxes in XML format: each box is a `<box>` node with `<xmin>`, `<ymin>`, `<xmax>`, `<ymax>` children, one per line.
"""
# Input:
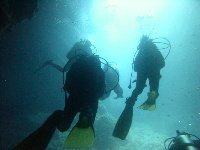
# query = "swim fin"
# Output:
<box><xmin>64</xmin><ymin>116</ymin><xmax>95</xmax><ymax>149</ymax></box>
<box><xmin>138</xmin><ymin>91</ymin><xmax>158</xmax><ymax>111</ymax></box>
<box><xmin>13</xmin><ymin>111</ymin><xmax>62</xmax><ymax>150</ymax></box>
<box><xmin>138</xmin><ymin>101</ymin><xmax>156</xmax><ymax>111</ymax></box>
<box><xmin>112</xmin><ymin>104</ymin><xmax>133</xmax><ymax>140</ymax></box>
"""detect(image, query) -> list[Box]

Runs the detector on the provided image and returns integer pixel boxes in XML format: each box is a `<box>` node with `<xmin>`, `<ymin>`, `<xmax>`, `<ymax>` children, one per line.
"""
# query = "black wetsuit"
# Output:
<box><xmin>13</xmin><ymin>55</ymin><xmax>105</xmax><ymax>150</ymax></box>
<box><xmin>62</xmin><ymin>55</ymin><xmax>105</xmax><ymax>130</ymax></box>
<box><xmin>129</xmin><ymin>41</ymin><xmax>165</xmax><ymax>105</ymax></box>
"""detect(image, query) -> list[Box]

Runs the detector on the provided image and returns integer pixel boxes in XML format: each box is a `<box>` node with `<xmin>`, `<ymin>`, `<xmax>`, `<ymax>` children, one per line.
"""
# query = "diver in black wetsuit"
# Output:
<box><xmin>41</xmin><ymin>39</ymin><xmax>123</xmax><ymax>100</ymax></box>
<box><xmin>58</xmin><ymin>54</ymin><xmax>105</xmax><ymax>131</ymax></box>
<box><xmin>13</xmin><ymin>54</ymin><xmax>105</xmax><ymax>150</ymax></box>
<box><xmin>127</xmin><ymin>35</ymin><xmax>165</xmax><ymax>110</ymax></box>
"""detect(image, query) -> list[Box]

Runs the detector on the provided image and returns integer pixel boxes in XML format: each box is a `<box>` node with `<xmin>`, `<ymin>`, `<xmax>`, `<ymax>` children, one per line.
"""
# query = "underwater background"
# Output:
<box><xmin>0</xmin><ymin>0</ymin><xmax>200</xmax><ymax>149</ymax></box>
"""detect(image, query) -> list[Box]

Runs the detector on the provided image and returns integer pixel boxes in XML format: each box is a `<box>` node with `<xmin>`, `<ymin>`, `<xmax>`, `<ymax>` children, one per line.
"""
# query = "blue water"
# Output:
<box><xmin>0</xmin><ymin>0</ymin><xmax>199</xmax><ymax>149</ymax></box>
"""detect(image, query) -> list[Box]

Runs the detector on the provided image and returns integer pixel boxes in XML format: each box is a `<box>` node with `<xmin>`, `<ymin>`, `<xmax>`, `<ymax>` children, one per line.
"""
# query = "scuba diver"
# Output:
<box><xmin>164</xmin><ymin>130</ymin><xmax>200</xmax><ymax>150</ymax></box>
<box><xmin>13</xmin><ymin>54</ymin><xmax>105</xmax><ymax>150</ymax></box>
<box><xmin>127</xmin><ymin>35</ymin><xmax>165</xmax><ymax>110</ymax></box>
<box><xmin>100</xmin><ymin>63</ymin><xmax>123</xmax><ymax>100</ymax></box>
<box><xmin>40</xmin><ymin>39</ymin><xmax>123</xmax><ymax>100</ymax></box>
<box><xmin>113</xmin><ymin>35</ymin><xmax>168</xmax><ymax>140</ymax></box>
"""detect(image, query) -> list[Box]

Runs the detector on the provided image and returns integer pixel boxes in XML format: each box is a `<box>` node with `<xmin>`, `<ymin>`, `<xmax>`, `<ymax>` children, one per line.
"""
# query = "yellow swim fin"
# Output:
<box><xmin>64</xmin><ymin>115</ymin><xmax>95</xmax><ymax>149</ymax></box>
<box><xmin>138</xmin><ymin>101</ymin><xmax>156</xmax><ymax>111</ymax></box>
<box><xmin>138</xmin><ymin>91</ymin><xmax>158</xmax><ymax>111</ymax></box>
<box><xmin>64</xmin><ymin>126</ymin><xmax>95</xmax><ymax>149</ymax></box>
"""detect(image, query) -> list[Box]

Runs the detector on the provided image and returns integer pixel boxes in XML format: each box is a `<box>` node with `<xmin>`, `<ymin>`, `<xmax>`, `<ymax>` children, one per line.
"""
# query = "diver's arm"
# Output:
<box><xmin>44</xmin><ymin>60</ymin><xmax>64</xmax><ymax>72</ymax></box>
<box><xmin>50</xmin><ymin>63</ymin><xmax>64</xmax><ymax>72</ymax></box>
<box><xmin>34</xmin><ymin>60</ymin><xmax>63</xmax><ymax>74</ymax></box>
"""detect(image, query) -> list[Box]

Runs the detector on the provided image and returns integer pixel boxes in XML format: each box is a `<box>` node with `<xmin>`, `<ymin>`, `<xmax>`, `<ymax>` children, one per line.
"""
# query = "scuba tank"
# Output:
<box><xmin>166</xmin><ymin>130</ymin><xmax>199</xmax><ymax>150</ymax></box>
<box><xmin>173</xmin><ymin>130</ymin><xmax>198</xmax><ymax>150</ymax></box>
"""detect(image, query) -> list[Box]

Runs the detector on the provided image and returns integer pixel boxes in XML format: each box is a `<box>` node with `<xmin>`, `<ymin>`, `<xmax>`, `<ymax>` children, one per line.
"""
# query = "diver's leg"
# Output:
<box><xmin>57</xmin><ymin>96</ymin><xmax>78</xmax><ymax>132</ymax></box>
<box><xmin>78</xmin><ymin>100</ymin><xmax>98</xmax><ymax>127</ymax></box>
<box><xmin>88</xmin><ymin>101</ymin><xmax>98</xmax><ymax>125</ymax></box>
<box><xmin>145</xmin><ymin>73</ymin><xmax>161</xmax><ymax>105</ymax></box>
<box><xmin>13</xmin><ymin>110</ymin><xmax>63</xmax><ymax>150</ymax></box>
<box><xmin>148</xmin><ymin>72</ymin><xmax>161</xmax><ymax>92</ymax></box>
<box><xmin>127</xmin><ymin>72</ymin><xmax>147</xmax><ymax>106</ymax></box>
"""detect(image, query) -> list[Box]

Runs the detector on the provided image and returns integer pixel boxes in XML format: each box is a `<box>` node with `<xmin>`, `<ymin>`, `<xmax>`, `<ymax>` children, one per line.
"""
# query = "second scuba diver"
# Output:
<box><xmin>113</xmin><ymin>35</ymin><xmax>166</xmax><ymax>140</ymax></box>
<box><xmin>127</xmin><ymin>35</ymin><xmax>165</xmax><ymax>110</ymax></box>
